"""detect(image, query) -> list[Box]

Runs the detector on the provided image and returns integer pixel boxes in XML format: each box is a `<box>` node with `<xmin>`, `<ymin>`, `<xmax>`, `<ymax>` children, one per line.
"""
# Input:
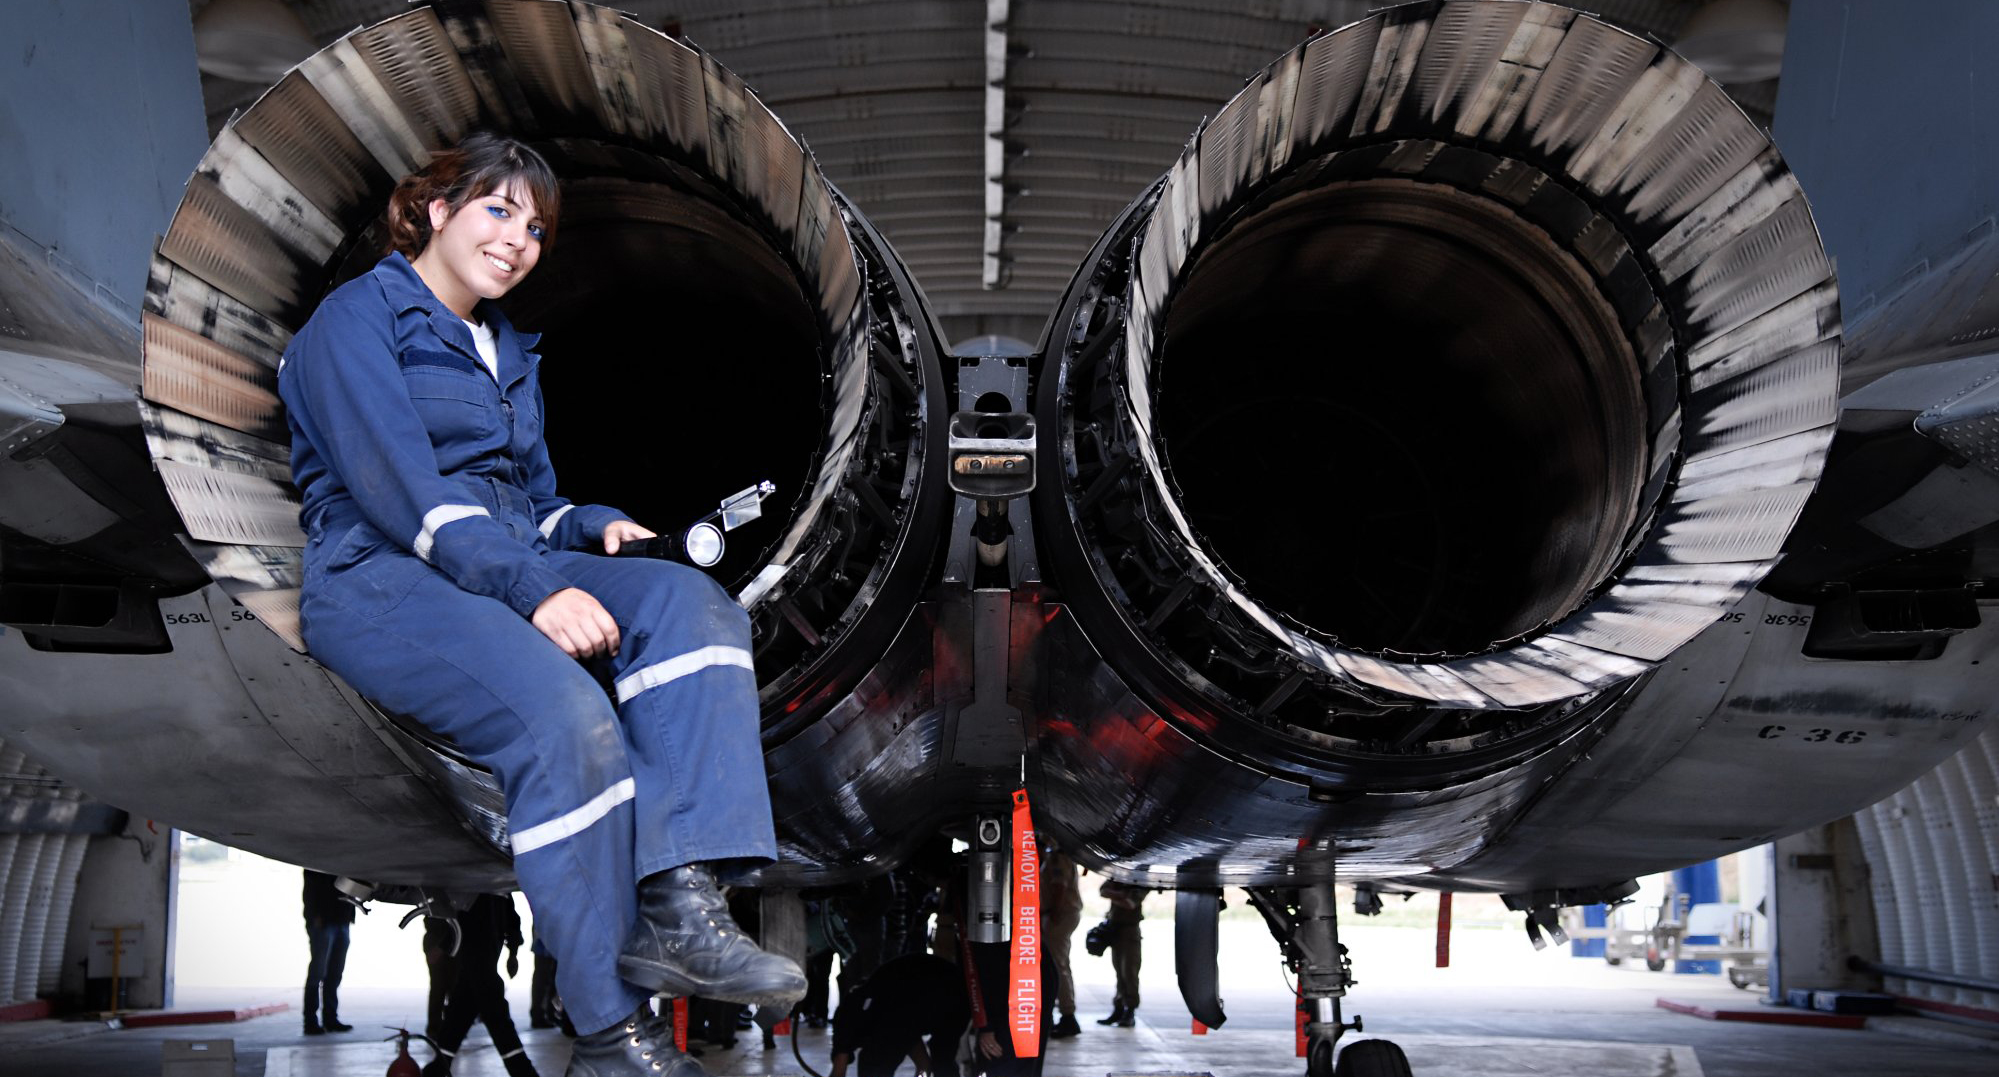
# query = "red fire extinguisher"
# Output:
<box><xmin>384</xmin><ymin>1028</ymin><xmax>433</xmax><ymax>1077</ymax></box>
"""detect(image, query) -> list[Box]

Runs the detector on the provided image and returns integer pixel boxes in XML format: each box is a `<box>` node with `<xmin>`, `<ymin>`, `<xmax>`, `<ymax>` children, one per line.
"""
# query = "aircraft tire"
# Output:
<box><xmin>1307</xmin><ymin>1038</ymin><xmax>1336</xmax><ymax>1077</ymax></box>
<box><xmin>1334</xmin><ymin>1039</ymin><xmax>1413</xmax><ymax>1077</ymax></box>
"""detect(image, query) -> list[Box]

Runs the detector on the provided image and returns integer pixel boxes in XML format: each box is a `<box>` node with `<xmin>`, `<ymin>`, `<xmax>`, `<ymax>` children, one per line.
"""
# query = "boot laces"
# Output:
<box><xmin>676</xmin><ymin>878</ymin><xmax>736</xmax><ymax>936</ymax></box>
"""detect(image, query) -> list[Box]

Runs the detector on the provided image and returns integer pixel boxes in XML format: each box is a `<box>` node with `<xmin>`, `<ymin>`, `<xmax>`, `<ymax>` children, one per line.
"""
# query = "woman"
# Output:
<box><xmin>278</xmin><ymin>132</ymin><xmax>804</xmax><ymax>1077</ymax></box>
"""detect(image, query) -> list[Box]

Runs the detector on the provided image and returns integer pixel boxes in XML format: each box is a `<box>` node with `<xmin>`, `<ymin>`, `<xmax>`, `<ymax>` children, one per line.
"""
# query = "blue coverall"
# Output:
<box><xmin>278</xmin><ymin>252</ymin><xmax>777</xmax><ymax>1033</ymax></box>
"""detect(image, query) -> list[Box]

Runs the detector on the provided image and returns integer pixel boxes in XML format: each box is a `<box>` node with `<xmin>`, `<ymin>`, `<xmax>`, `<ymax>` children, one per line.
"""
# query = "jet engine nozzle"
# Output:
<box><xmin>1036</xmin><ymin>1</ymin><xmax>1841</xmax><ymax>769</ymax></box>
<box><xmin>138</xmin><ymin>0</ymin><xmax>949</xmax><ymax>730</ymax></box>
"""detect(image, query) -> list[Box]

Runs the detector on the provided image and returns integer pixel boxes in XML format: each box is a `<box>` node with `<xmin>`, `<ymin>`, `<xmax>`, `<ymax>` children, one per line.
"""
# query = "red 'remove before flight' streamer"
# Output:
<box><xmin>1010</xmin><ymin>788</ymin><xmax>1041</xmax><ymax>1058</ymax></box>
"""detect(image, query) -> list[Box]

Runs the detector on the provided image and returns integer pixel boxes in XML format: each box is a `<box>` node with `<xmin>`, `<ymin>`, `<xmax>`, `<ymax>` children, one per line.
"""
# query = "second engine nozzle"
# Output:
<box><xmin>1036</xmin><ymin>1</ymin><xmax>1841</xmax><ymax>753</ymax></box>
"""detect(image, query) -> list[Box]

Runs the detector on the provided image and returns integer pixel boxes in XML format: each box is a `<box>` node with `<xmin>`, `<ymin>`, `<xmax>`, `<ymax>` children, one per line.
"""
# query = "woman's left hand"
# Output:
<box><xmin>601</xmin><ymin>519</ymin><xmax>657</xmax><ymax>555</ymax></box>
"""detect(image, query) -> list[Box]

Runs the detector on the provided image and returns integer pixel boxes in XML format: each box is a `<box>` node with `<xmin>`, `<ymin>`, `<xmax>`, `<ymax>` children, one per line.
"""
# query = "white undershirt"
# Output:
<box><xmin>463</xmin><ymin>318</ymin><xmax>500</xmax><ymax>382</ymax></box>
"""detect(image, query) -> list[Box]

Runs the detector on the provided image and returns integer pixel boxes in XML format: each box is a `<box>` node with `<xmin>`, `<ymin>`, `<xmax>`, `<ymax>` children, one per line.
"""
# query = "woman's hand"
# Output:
<box><xmin>532</xmin><ymin>587</ymin><xmax>620</xmax><ymax>659</ymax></box>
<box><xmin>600</xmin><ymin>519</ymin><xmax>657</xmax><ymax>555</ymax></box>
<box><xmin>977</xmin><ymin>1031</ymin><xmax>1002</xmax><ymax>1059</ymax></box>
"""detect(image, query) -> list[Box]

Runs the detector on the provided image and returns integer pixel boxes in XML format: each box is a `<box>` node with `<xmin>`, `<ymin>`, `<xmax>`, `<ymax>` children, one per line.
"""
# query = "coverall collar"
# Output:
<box><xmin>373</xmin><ymin>252</ymin><xmax>542</xmax><ymax>388</ymax></box>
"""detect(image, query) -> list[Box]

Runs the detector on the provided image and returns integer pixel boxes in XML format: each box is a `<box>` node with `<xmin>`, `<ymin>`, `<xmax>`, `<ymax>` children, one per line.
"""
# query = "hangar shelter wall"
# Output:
<box><xmin>1854</xmin><ymin>725</ymin><xmax>1999</xmax><ymax>1017</ymax></box>
<box><xmin>0</xmin><ymin>736</ymin><xmax>171</xmax><ymax>1013</ymax></box>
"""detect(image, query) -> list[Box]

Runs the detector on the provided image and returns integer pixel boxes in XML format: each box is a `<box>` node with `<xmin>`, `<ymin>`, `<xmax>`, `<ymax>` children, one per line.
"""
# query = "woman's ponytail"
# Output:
<box><xmin>385</xmin><ymin>164</ymin><xmax>452</xmax><ymax>259</ymax></box>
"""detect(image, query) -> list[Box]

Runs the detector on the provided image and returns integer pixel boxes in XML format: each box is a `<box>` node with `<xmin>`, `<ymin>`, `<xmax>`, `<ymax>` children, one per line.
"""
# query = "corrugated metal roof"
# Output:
<box><xmin>196</xmin><ymin>1</ymin><xmax>1780</xmax><ymax>343</ymax></box>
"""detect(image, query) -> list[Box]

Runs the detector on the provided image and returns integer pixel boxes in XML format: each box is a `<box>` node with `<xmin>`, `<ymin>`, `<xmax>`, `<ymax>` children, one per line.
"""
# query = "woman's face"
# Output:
<box><xmin>418</xmin><ymin>180</ymin><xmax>546</xmax><ymax>315</ymax></box>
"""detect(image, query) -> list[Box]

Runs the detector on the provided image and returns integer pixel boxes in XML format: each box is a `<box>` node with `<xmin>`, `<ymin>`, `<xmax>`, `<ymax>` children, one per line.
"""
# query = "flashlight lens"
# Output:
<box><xmin>685</xmin><ymin>523</ymin><xmax>725</xmax><ymax>566</ymax></box>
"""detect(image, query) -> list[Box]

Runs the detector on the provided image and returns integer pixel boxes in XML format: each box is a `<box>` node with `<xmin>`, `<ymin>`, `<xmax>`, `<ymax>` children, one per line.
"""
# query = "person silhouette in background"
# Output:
<box><xmin>301</xmin><ymin>870</ymin><xmax>355</xmax><ymax>1036</ymax></box>
<box><xmin>424</xmin><ymin>914</ymin><xmax>462</xmax><ymax>1041</ymax></box>
<box><xmin>529</xmin><ymin>927</ymin><xmax>570</xmax><ymax>1033</ymax></box>
<box><xmin>829</xmin><ymin>952</ymin><xmax>971</xmax><ymax>1077</ymax></box>
<box><xmin>423</xmin><ymin>893</ymin><xmax>539</xmax><ymax>1077</ymax></box>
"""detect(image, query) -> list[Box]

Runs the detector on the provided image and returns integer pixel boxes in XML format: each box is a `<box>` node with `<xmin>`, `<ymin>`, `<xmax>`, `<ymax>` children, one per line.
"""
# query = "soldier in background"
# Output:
<box><xmin>1095</xmin><ymin>881</ymin><xmax>1147</xmax><ymax>1027</ymax></box>
<box><xmin>1040</xmin><ymin>842</ymin><xmax>1084</xmax><ymax>1038</ymax></box>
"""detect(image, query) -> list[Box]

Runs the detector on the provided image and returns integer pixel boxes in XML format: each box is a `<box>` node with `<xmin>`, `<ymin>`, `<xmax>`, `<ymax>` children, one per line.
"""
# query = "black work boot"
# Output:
<box><xmin>320</xmin><ymin>985</ymin><xmax>351</xmax><ymax>1032</ymax></box>
<box><xmin>617</xmin><ymin>865</ymin><xmax>807</xmax><ymax>1007</ymax></box>
<box><xmin>565</xmin><ymin>1008</ymin><xmax>705</xmax><ymax>1077</ymax></box>
<box><xmin>501</xmin><ymin>1045</ymin><xmax>542</xmax><ymax>1077</ymax></box>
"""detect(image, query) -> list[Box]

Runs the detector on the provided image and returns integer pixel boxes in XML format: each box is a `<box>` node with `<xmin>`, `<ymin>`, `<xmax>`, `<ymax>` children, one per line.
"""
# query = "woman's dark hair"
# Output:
<box><xmin>385</xmin><ymin>132</ymin><xmax>561</xmax><ymax>258</ymax></box>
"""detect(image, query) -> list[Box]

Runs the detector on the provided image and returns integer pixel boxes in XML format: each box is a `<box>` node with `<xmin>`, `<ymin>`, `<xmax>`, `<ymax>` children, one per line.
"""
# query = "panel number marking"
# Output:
<box><xmin>1756</xmin><ymin>725</ymin><xmax>1867</xmax><ymax>744</ymax></box>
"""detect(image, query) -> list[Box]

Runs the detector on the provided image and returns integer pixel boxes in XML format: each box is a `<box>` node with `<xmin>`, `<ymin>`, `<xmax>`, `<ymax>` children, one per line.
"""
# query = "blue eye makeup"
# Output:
<box><xmin>485</xmin><ymin>202</ymin><xmax>543</xmax><ymax>241</ymax></box>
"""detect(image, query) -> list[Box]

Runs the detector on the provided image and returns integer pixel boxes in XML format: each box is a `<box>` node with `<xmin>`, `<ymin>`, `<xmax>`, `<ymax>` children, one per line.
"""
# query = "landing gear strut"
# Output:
<box><xmin>1247</xmin><ymin>883</ymin><xmax>1411</xmax><ymax>1077</ymax></box>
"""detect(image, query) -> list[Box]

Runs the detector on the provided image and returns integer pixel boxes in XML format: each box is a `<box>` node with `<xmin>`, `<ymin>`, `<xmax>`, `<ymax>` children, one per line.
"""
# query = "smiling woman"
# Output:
<box><xmin>136</xmin><ymin>0</ymin><xmax>952</xmax><ymax>893</ymax></box>
<box><xmin>140</xmin><ymin>1</ymin><xmax>948</xmax><ymax>736</ymax></box>
<box><xmin>274</xmin><ymin>126</ymin><xmax>806</xmax><ymax>1073</ymax></box>
<box><xmin>129</xmin><ymin>0</ymin><xmax>972</xmax><ymax>1065</ymax></box>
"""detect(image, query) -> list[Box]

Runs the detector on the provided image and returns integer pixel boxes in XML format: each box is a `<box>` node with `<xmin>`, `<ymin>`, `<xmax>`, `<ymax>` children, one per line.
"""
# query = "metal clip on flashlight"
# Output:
<box><xmin>614</xmin><ymin>480</ymin><xmax>777</xmax><ymax>568</ymax></box>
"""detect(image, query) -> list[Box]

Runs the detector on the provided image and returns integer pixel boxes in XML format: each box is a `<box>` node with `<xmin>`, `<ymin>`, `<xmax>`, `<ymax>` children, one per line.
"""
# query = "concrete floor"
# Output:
<box><xmin>255</xmin><ymin>1028</ymin><xmax>1705</xmax><ymax>1077</ymax></box>
<box><xmin>6</xmin><ymin>922</ymin><xmax>1997</xmax><ymax>1076</ymax></box>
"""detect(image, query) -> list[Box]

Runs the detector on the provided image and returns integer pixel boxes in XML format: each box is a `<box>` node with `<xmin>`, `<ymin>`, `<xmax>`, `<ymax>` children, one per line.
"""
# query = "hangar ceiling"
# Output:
<box><xmin>189</xmin><ymin>0</ymin><xmax>1786</xmax><ymax>344</ymax></box>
